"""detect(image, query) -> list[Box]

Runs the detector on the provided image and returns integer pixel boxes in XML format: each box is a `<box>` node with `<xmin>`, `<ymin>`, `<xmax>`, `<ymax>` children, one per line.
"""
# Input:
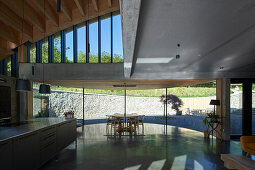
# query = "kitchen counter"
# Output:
<box><xmin>0</xmin><ymin>117</ymin><xmax>77</xmax><ymax>170</ymax></box>
<box><xmin>0</xmin><ymin>118</ymin><xmax>75</xmax><ymax>141</ymax></box>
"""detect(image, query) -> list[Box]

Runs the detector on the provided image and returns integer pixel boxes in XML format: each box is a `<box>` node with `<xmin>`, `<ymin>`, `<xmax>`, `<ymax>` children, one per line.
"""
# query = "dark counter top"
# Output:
<box><xmin>0</xmin><ymin>118</ymin><xmax>75</xmax><ymax>142</ymax></box>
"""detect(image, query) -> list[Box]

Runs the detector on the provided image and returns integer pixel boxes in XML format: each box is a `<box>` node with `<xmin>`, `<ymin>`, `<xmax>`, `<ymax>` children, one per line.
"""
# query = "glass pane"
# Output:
<box><xmin>230</xmin><ymin>83</ymin><xmax>243</xmax><ymax>135</ymax></box>
<box><xmin>113</xmin><ymin>12</ymin><xmax>123</xmax><ymax>63</ymax></box>
<box><xmin>30</xmin><ymin>43</ymin><xmax>36</xmax><ymax>63</ymax></box>
<box><xmin>7</xmin><ymin>57</ymin><xmax>11</xmax><ymax>76</ymax></box>
<box><xmin>33</xmin><ymin>82</ymin><xmax>42</xmax><ymax>117</ymax></box>
<box><xmin>54</xmin><ymin>32</ymin><xmax>61</xmax><ymax>63</ymax></box>
<box><xmin>66</xmin><ymin>28</ymin><xmax>73</xmax><ymax>63</ymax></box>
<box><xmin>89</xmin><ymin>18</ymin><xmax>98</xmax><ymax>63</ymax></box>
<box><xmin>77</xmin><ymin>23</ymin><xmax>86</xmax><ymax>63</ymax></box>
<box><xmin>101</xmin><ymin>14</ymin><xmax>111</xmax><ymax>63</ymax></box>
<box><xmin>42</xmin><ymin>38</ymin><xmax>48</xmax><ymax>63</ymax></box>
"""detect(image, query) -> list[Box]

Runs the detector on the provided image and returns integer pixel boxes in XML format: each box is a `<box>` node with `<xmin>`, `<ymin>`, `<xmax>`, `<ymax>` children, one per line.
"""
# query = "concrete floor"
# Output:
<box><xmin>40</xmin><ymin>123</ymin><xmax>243</xmax><ymax>170</ymax></box>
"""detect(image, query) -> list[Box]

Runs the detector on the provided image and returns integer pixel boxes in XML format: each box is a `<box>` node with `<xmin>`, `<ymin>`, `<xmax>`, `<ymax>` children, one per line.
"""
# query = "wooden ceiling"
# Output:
<box><xmin>0</xmin><ymin>0</ymin><xmax>120</xmax><ymax>60</ymax></box>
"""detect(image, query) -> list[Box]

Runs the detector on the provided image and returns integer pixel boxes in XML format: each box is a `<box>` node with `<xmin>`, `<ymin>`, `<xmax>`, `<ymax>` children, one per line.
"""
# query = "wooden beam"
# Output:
<box><xmin>92</xmin><ymin>0</ymin><xmax>99</xmax><ymax>11</ymax></box>
<box><xmin>108</xmin><ymin>0</ymin><xmax>112</xmax><ymax>7</ymax></box>
<box><xmin>55</xmin><ymin>0</ymin><xmax>72</xmax><ymax>21</ymax></box>
<box><xmin>0</xmin><ymin>21</ymin><xmax>20</xmax><ymax>45</ymax></box>
<box><xmin>74</xmin><ymin>0</ymin><xmax>85</xmax><ymax>16</ymax></box>
<box><xmin>1</xmin><ymin>0</ymin><xmax>45</xmax><ymax>33</ymax></box>
<box><xmin>0</xmin><ymin>38</ymin><xmax>13</xmax><ymax>59</ymax></box>
<box><xmin>32</xmin><ymin>0</ymin><xmax>120</xmax><ymax>42</ymax></box>
<box><xmin>30</xmin><ymin>0</ymin><xmax>59</xmax><ymax>27</ymax></box>
<box><xmin>0</xmin><ymin>1</ymin><xmax>33</xmax><ymax>39</ymax></box>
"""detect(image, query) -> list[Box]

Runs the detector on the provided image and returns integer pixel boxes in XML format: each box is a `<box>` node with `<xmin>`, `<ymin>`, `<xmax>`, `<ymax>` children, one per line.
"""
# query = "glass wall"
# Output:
<box><xmin>230</xmin><ymin>83</ymin><xmax>243</xmax><ymax>135</ymax></box>
<box><xmin>89</xmin><ymin>18</ymin><xmax>98</xmax><ymax>63</ymax></box>
<box><xmin>77</xmin><ymin>23</ymin><xmax>86</xmax><ymax>63</ymax></box>
<box><xmin>42</xmin><ymin>38</ymin><xmax>48</xmax><ymax>63</ymax></box>
<box><xmin>101</xmin><ymin>14</ymin><xmax>111</xmax><ymax>63</ymax></box>
<box><xmin>113</xmin><ymin>11</ymin><xmax>123</xmax><ymax>63</ymax></box>
<box><xmin>29</xmin><ymin>12</ymin><xmax>123</xmax><ymax>64</ymax></box>
<box><xmin>54</xmin><ymin>32</ymin><xmax>61</xmax><ymax>63</ymax></box>
<box><xmin>66</xmin><ymin>28</ymin><xmax>74</xmax><ymax>63</ymax></box>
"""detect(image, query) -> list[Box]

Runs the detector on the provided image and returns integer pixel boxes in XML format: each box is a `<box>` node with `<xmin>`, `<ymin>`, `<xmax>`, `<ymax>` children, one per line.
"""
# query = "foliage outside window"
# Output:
<box><xmin>54</xmin><ymin>32</ymin><xmax>61</xmax><ymax>63</ymax></box>
<box><xmin>77</xmin><ymin>23</ymin><xmax>86</xmax><ymax>63</ymax></box>
<box><xmin>42</xmin><ymin>38</ymin><xmax>48</xmax><ymax>63</ymax></box>
<box><xmin>30</xmin><ymin>44</ymin><xmax>36</xmax><ymax>63</ymax></box>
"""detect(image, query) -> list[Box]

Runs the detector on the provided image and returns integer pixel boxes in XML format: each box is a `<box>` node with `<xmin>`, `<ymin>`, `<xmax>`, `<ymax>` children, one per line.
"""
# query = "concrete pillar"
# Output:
<box><xmin>216</xmin><ymin>78</ymin><xmax>230</xmax><ymax>141</ymax></box>
<box><xmin>120</xmin><ymin>0</ymin><xmax>142</xmax><ymax>78</ymax></box>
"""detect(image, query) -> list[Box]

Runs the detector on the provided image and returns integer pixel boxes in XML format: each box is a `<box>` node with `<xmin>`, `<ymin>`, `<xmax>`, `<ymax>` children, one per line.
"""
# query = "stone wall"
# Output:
<box><xmin>33</xmin><ymin>89</ymin><xmax>216</xmax><ymax>119</ymax></box>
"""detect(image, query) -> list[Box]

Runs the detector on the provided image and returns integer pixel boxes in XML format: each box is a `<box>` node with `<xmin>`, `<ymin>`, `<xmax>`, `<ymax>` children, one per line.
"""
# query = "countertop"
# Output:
<box><xmin>0</xmin><ymin>118</ymin><xmax>75</xmax><ymax>142</ymax></box>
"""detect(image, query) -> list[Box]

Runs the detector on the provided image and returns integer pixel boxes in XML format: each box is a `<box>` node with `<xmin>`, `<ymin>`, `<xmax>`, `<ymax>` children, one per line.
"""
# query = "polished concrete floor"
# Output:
<box><xmin>41</xmin><ymin>123</ymin><xmax>244</xmax><ymax>170</ymax></box>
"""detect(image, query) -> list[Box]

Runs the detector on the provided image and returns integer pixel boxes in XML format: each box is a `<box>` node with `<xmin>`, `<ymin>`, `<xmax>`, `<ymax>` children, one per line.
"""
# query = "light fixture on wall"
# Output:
<box><xmin>39</xmin><ymin>0</ymin><xmax>51</xmax><ymax>94</ymax></box>
<box><xmin>39</xmin><ymin>63</ymin><xmax>51</xmax><ymax>94</ymax></box>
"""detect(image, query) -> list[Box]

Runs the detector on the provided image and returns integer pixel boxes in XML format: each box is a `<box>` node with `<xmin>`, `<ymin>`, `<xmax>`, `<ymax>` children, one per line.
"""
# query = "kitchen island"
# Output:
<box><xmin>0</xmin><ymin>118</ymin><xmax>76</xmax><ymax>170</ymax></box>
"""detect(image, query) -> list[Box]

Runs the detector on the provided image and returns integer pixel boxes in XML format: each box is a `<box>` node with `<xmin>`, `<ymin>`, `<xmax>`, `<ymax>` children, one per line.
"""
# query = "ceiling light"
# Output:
<box><xmin>136</xmin><ymin>58</ymin><xmax>173</xmax><ymax>64</ymax></box>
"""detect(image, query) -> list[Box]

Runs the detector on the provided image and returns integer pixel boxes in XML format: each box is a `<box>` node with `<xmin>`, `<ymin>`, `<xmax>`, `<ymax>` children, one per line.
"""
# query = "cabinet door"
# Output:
<box><xmin>0</xmin><ymin>140</ymin><xmax>12</xmax><ymax>170</ymax></box>
<box><xmin>13</xmin><ymin>132</ymin><xmax>39</xmax><ymax>170</ymax></box>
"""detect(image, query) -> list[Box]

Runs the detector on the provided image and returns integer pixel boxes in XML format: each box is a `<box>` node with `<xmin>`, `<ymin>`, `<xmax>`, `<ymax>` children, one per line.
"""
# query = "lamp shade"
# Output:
<box><xmin>39</xmin><ymin>84</ymin><xmax>51</xmax><ymax>94</ymax></box>
<box><xmin>210</xmin><ymin>99</ymin><xmax>220</xmax><ymax>105</ymax></box>
<box><xmin>16</xmin><ymin>79</ymin><xmax>31</xmax><ymax>91</ymax></box>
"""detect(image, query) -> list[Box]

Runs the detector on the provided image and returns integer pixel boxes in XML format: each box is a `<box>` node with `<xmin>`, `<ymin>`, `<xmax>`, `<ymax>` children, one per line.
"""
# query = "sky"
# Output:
<box><xmin>65</xmin><ymin>14</ymin><xmax>123</xmax><ymax>62</ymax></box>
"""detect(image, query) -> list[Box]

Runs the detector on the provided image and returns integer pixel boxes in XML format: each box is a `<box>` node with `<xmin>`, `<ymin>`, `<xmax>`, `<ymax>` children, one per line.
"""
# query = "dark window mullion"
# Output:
<box><xmin>86</xmin><ymin>21</ymin><xmax>89</xmax><ymax>63</ymax></box>
<box><xmin>111</xmin><ymin>12</ymin><xmax>113</xmax><ymax>63</ymax></box>
<box><xmin>98</xmin><ymin>16</ymin><xmax>101</xmax><ymax>63</ymax></box>
<box><xmin>73</xmin><ymin>25</ymin><xmax>78</xmax><ymax>63</ymax></box>
<box><xmin>61</xmin><ymin>30</ymin><xmax>66</xmax><ymax>63</ymax></box>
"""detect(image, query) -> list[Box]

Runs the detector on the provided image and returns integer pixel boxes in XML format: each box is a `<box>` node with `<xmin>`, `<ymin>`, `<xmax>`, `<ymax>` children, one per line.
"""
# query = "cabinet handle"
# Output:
<box><xmin>43</xmin><ymin>133</ymin><xmax>55</xmax><ymax>140</ymax></box>
<box><xmin>20</xmin><ymin>133</ymin><xmax>37</xmax><ymax>140</ymax></box>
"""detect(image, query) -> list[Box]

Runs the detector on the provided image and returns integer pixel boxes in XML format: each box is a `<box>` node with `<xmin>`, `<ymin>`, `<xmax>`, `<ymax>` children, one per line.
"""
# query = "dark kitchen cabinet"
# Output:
<box><xmin>0</xmin><ymin>140</ymin><xmax>12</xmax><ymax>170</ymax></box>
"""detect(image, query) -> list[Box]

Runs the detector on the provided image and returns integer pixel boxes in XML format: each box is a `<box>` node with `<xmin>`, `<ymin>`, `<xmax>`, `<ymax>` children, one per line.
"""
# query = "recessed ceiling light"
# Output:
<box><xmin>136</xmin><ymin>58</ymin><xmax>173</xmax><ymax>64</ymax></box>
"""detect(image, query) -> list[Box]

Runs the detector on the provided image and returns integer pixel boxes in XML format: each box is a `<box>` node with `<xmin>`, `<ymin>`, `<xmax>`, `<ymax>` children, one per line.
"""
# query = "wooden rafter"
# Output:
<box><xmin>30</xmin><ymin>0</ymin><xmax>59</xmax><ymax>27</ymax></box>
<box><xmin>92</xmin><ymin>0</ymin><xmax>99</xmax><ymax>11</ymax></box>
<box><xmin>0</xmin><ymin>21</ymin><xmax>20</xmax><ymax>45</ymax></box>
<box><xmin>74</xmin><ymin>0</ymin><xmax>85</xmax><ymax>16</ymax></box>
<box><xmin>0</xmin><ymin>1</ymin><xmax>33</xmax><ymax>39</ymax></box>
<box><xmin>108</xmin><ymin>0</ymin><xmax>112</xmax><ymax>7</ymax></box>
<box><xmin>1</xmin><ymin>0</ymin><xmax>45</xmax><ymax>33</ymax></box>
<box><xmin>0</xmin><ymin>0</ymin><xmax>120</xmax><ymax>58</ymax></box>
<box><xmin>54</xmin><ymin>0</ymin><xmax>72</xmax><ymax>21</ymax></box>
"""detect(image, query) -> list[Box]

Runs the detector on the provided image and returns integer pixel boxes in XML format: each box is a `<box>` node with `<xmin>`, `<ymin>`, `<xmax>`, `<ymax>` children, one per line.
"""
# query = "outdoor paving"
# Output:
<box><xmin>40</xmin><ymin>123</ymin><xmax>244</xmax><ymax>170</ymax></box>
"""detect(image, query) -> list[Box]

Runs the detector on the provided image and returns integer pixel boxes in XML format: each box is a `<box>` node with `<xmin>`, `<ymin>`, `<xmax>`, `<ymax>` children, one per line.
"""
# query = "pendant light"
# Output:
<box><xmin>39</xmin><ymin>0</ymin><xmax>51</xmax><ymax>94</ymax></box>
<box><xmin>16</xmin><ymin>0</ymin><xmax>31</xmax><ymax>92</ymax></box>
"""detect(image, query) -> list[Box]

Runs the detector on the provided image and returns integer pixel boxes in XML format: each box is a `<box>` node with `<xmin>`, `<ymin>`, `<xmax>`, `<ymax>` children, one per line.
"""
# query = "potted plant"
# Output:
<box><xmin>203</xmin><ymin>118</ymin><xmax>210</xmax><ymax>139</ymax></box>
<box><xmin>160</xmin><ymin>94</ymin><xmax>183</xmax><ymax>116</ymax></box>
<box><xmin>64</xmin><ymin>111</ymin><xmax>74</xmax><ymax>118</ymax></box>
<box><xmin>207</xmin><ymin>113</ymin><xmax>220</xmax><ymax>123</ymax></box>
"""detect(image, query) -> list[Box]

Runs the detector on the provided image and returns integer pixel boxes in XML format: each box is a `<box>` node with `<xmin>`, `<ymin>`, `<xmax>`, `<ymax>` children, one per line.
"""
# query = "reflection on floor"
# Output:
<box><xmin>40</xmin><ymin>123</ymin><xmax>243</xmax><ymax>170</ymax></box>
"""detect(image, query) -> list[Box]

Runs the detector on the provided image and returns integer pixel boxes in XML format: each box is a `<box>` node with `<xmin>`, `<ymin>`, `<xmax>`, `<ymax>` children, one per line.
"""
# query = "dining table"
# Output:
<box><xmin>111</xmin><ymin>113</ymin><xmax>139</xmax><ymax>135</ymax></box>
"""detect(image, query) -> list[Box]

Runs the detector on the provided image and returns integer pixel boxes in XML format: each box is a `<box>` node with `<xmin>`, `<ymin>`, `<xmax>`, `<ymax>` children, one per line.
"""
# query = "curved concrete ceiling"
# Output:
<box><xmin>132</xmin><ymin>0</ymin><xmax>255</xmax><ymax>79</ymax></box>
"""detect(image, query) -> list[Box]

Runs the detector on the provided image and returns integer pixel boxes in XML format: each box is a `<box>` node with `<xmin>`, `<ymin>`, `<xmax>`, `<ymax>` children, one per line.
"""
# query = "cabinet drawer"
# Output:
<box><xmin>40</xmin><ymin>133</ymin><xmax>56</xmax><ymax>148</ymax></box>
<box><xmin>40</xmin><ymin>141</ymin><xmax>56</xmax><ymax>167</ymax></box>
<box><xmin>40</xmin><ymin>126</ymin><xmax>56</xmax><ymax>138</ymax></box>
